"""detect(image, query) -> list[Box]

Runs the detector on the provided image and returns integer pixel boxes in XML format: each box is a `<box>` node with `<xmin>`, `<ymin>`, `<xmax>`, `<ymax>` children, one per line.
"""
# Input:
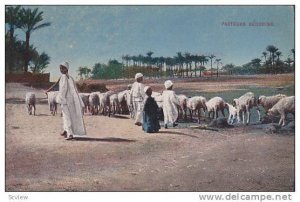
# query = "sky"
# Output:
<box><xmin>12</xmin><ymin>5</ymin><xmax>295</xmax><ymax>80</ymax></box>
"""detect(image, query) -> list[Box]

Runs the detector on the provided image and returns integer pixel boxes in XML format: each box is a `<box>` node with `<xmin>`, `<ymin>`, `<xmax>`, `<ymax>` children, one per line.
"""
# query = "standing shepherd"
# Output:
<box><xmin>130</xmin><ymin>73</ymin><xmax>145</xmax><ymax>126</ymax></box>
<box><xmin>46</xmin><ymin>62</ymin><xmax>86</xmax><ymax>140</ymax></box>
<box><xmin>142</xmin><ymin>86</ymin><xmax>160</xmax><ymax>133</ymax></box>
<box><xmin>162</xmin><ymin>80</ymin><xmax>180</xmax><ymax>129</ymax></box>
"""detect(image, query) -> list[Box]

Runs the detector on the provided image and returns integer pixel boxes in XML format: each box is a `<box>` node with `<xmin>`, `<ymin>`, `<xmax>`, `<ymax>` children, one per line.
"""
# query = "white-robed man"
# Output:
<box><xmin>162</xmin><ymin>80</ymin><xmax>180</xmax><ymax>129</ymax></box>
<box><xmin>46</xmin><ymin>62</ymin><xmax>86</xmax><ymax>140</ymax></box>
<box><xmin>130</xmin><ymin>73</ymin><xmax>145</xmax><ymax>126</ymax></box>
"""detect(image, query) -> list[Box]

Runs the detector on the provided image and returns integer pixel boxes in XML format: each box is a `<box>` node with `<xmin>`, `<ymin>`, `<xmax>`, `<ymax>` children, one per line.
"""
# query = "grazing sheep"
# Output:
<box><xmin>125</xmin><ymin>90</ymin><xmax>134</xmax><ymax>118</ymax></box>
<box><xmin>110</xmin><ymin>93</ymin><xmax>120</xmax><ymax>115</ymax></box>
<box><xmin>99</xmin><ymin>91</ymin><xmax>113</xmax><ymax>116</ymax></box>
<box><xmin>258</xmin><ymin>94</ymin><xmax>286</xmax><ymax>112</ymax></box>
<box><xmin>206</xmin><ymin>96</ymin><xmax>227</xmax><ymax>119</ymax></box>
<box><xmin>186</xmin><ymin>96</ymin><xmax>207</xmax><ymax>123</ymax></box>
<box><xmin>79</xmin><ymin>93</ymin><xmax>90</xmax><ymax>114</ymax></box>
<box><xmin>89</xmin><ymin>92</ymin><xmax>100</xmax><ymax>115</ymax></box>
<box><xmin>177</xmin><ymin>94</ymin><xmax>188</xmax><ymax>120</ymax></box>
<box><xmin>46</xmin><ymin>91</ymin><xmax>59</xmax><ymax>115</ymax></box>
<box><xmin>233</xmin><ymin>92</ymin><xmax>261</xmax><ymax>125</ymax></box>
<box><xmin>225</xmin><ymin>103</ymin><xmax>238</xmax><ymax>124</ymax></box>
<box><xmin>118</xmin><ymin>90</ymin><xmax>129</xmax><ymax>114</ymax></box>
<box><xmin>267</xmin><ymin>96</ymin><xmax>295</xmax><ymax>126</ymax></box>
<box><xmin>25</xmin><ymin>92</ymin><xmax>36</xmax><ymax>116</ymax></box>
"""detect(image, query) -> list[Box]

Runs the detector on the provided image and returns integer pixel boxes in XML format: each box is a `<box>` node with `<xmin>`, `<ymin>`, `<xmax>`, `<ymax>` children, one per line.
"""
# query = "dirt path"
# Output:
<box><xmin>5</xmin><ymin>82</ymin><xmax>294</xmax><ymax>191</ymax></box>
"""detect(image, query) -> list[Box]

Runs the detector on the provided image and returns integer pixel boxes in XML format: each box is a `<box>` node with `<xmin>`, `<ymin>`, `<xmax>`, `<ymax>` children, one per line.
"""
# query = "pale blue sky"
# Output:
<box><xmin>14</xmin><ymin>5</ymin><xmax>294</xmax><ymax>80</ymax></box>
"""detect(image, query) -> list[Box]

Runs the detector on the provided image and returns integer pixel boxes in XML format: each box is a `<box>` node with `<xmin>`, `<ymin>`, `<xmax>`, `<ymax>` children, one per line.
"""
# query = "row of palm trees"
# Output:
<box><xmin>5</xmin><ymin>6</ymin><xmax>51</xmax><ymax>73</ymax></box>
<box><xmin>261</xmin><ymin>45</ymin><xmax>295</xmax><ymax>74</ymax></box>
<box><xmin>122</xmin><ymin>51</ymin><xmax>223</xmax><ymax>78</ymax></box>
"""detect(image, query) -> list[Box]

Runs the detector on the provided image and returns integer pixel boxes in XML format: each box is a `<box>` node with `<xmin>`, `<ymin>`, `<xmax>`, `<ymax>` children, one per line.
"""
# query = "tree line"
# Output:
<box><xmin>79</xmin><ymin>46</ymin><xmax>294</xmax><ymax>80</ymax></box>
<box><xmin>5</xmin><ymin>6</ymin><xmax>51</xmax><ymax>74</ymax></box>
<box><xmin>223</xmin><ymin>46</ymin><xmax>295</xmax><ymax>75</ymax></box>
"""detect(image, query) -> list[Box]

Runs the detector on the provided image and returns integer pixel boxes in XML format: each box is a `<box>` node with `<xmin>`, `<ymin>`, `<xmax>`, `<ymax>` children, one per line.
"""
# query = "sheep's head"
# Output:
<box><xmin>267</xmin><ymin>108</ymin><xmax>276</xmax><ymax>117</ymax></box>
<box><xmin>233</xmin><ymin>99</ymin><xmax>238</xmax><ymax>107</ymax></box>
<box><xmin>258</xmin><ymin>96</ymin><xmax>266</xmax><ymax>105</ymax></box>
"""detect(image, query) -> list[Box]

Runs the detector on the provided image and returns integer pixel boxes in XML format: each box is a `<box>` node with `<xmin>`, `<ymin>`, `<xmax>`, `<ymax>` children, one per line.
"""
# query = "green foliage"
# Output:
<box><xmin>77</xmin><ymin>66</ymin><xmax>92</xmax><ymax>79</ymax></box>
<box><xmin>30</xmin><ymin>51</ymin><xmax>50</xmax><ymax>73</ymax></box>
<box><xmin>5</xmin><ymin>6</ymin><xmax>51</xmax><ymax>73</ymax></box>
<box><xmin>91</xmin><ymin>60</ymin><xmax>123</xmax><ymax>79</ymax></box>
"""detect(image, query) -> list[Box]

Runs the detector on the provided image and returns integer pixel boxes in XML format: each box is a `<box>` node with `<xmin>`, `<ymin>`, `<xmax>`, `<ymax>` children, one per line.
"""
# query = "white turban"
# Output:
<box><xmin>60</xmin><ymin>62</ymin><xmax>69</xmax><ymax>69</ymax></box>
<box><xmin>164</xmin><ymin>80</ymin><xmax>173</xmax><ymax>89</ymax></box>
<box><xmin>135</xmin><ymin>73</ymin><xmax>143</xmax><ymax>80</ymax></box>
<box><xmin>144</xmin><ymin>86</ymin><xmax>151</xmax><ymax>93</ymax></box>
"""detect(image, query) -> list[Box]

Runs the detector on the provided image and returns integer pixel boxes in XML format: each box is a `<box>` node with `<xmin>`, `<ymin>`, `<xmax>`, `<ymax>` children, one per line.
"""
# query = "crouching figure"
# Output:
<box><xmin>142</xmin><ymin>86</ymin><xmax>160</xmax><ymax>133</ymax></box>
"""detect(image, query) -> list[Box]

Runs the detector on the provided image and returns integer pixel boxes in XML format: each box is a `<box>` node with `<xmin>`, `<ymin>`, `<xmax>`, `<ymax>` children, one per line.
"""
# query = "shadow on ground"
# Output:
<box><xmin>73</xmin><ymin>136</ymin><xmax>136</xmax><ymax>142</ymax></box>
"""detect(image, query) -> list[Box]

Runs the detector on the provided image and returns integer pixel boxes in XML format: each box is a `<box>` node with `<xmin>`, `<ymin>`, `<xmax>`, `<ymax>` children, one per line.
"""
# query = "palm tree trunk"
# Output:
<box><xmin>24</xmin><ymin>32</ymin><xmax>30</xmax><ymax>72</ymax></box>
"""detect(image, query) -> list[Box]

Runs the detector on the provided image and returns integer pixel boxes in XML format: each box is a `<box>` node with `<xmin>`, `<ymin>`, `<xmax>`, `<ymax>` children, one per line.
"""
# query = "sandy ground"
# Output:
<box><xmin>5</xmin><ymin>76</ymin><xmax>295</xmax><ymax>192</ymax></box>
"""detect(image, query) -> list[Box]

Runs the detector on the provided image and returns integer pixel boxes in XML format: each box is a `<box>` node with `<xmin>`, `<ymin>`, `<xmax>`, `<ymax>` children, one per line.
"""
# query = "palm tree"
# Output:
<box><xmin>192</xmin><ymin>54</ymin><xmax>200</xmax><ymax>77</ymax></box>
<box><xmin>146</xmin><ymin>51</ymin><xmax>153</xmax><ymax>77</ymax></box>
<box><xmin>291</xmin><ymin>49</ymin><xmax>295</xmax><ymax>67</ymax></box>
<box><xmin>18</xmin><ymin>7</ymin><xmax>51</xmax><ymax>72</ymax></box>
<box><xmin>276</xmin><ymin>51</ymin><xmax>282</xmax><ymax>62</ymax></box>
<box><xmin>184</xmin><ymin>52</ymin><xmax>192</xmax><ymax>77</ymax></box>
<box><xmin>266</xmin><ymin>45</ymin><xmax>278</xmax><ymax>73</ymax></box>
<box><xmin>175</xmin><ymin>52</ymin><xmax>184</xmax><ymax>78</ymax></box>
<box><xmin>214</xmin><ymin>58</ymin><xmax>222</xmax><ymax>77</ymax></box>
<box><xmin>199</xmin><ymin>66</ymin><xmax>206</xmax><ymax>77</ymax></box>
<box><xmin>262</xmin><ymin>51</ymin><xmax>268</xmax><ymax>64</ymax></box>
<box><xmin>30</xmin><ymin>51</ymin><xmax>50</xmax><ymax>74</ymax></box>
<box><xmin>5</xmin><ymin>6</ymin><xmax>21</xmax><ymax>39</ymax></box>
<box><xmin>5</xmin><ymin>6</ymin><xmax>22</xmax><ymax>72</ymax></box>
<box><xmin>208</xmin><ymin>54</ymin><xmax>216</xmax><ymax>77</ymax></box>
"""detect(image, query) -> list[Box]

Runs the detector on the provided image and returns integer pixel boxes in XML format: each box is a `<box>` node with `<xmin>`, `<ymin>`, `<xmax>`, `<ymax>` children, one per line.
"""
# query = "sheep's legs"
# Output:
<box><xmin>247</xmin><ymin>111</ymin><xmax>250</xmax><ymax>125</ymax></box>
<box><xmin>184</xmin><ymin>109</ymin><xmax>187</xmax><ymax>121</ymax></box>
<box><xmin>228</xmin><ymin>115</ymin><xmax>232</xmax><ymax>124</ymax></box>
<box><xmin>279</xmin><ymin>114</ymin><xmax>286</xmax><ymax>126</ymax></box>
<box><xmin>197</xmin><ymin>109</ymin><xmax>201</xmax><ymax>124</ymax></box>
<box><xmin>256</xmin><ymin>107</ymin><xmax>261</xmax><ymax>121</ymax></box>
<box><xmin>189</xmin><ymin>109</ymin><xmax>193</xmax><ymax>122</ymax></box>
<box><xmin>242</xmin><ymin>111</ymin><xmax>245</xmax><ymax>124</ymax></box>
<box><xmin>221</xmin><ymin>109</ymin><xmax>226</xmax><ymax>117</ymax></box>
<box><xmin>214</xmin><ymin>109</ymin><xmax>218</xmax><ymax>119</ymax></box>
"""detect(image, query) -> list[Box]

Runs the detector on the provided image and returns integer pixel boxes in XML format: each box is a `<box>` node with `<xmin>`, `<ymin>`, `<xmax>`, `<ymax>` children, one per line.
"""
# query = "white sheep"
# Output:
<box><xmin>225</xmin><ymin>103</ymin><xmax>238</xmax><ymax>124</ymax></box>
<box><xmin>267</xmin><ymin>96</ymin><xmax>295</xmax><ymax>126</ymax></box>
<box><xmin>152</xmin><ymin>91</ymin><xmax>163</xmax><ymax>109</ymax></box>
<box><xmin>110</xmin><ymin>93</ymin><xmax>120</xmax><ymax>115</ymax></box>
<box><xmin>177</xmin><ymin>94</ymin><xmax>188</xmax><ymax>120</ymax></box>
<box><xmin>125</xmin><ymin>90</ymin><xmax>134</xmax><ymax>118</ymax></box>
<box><xmin>89</xmin><ymin>92</ymin><xmax>100</xmax><ymax>115</ymax></box>
<box><xmin>46</xmin><ymin>91</ymin><xmax>59</xmax><ymax>115</ymax></box>
<box><xmin>25</xmin><ymin>92</ymin><xmax>36</xmax><ymax>115</ymax></box>
<box><xmin>206</xmin><ymin>96</ymin><xmax>227</xmax><ymax>119</ymax></box>
<box><xmin>258</xmin><ymin>94</ymin><xmax>286</xmax><ymax>112</ymax></box>
<box><xmin>79</xmin><ymin>93</ymin><xmax>90</xmax><ymax>114</ymax></box>
<box><xmin>186</xmin><ymin>96</ymin><xmax>207</xmax><ymax>123</ymax></box>
<box><xmin>99</xmin><ymin>91</ymin><xmax>113</xmax><ymax>116</ymax></box>
<box><xmin>233</xmin><ymin>92</ymin><xmax>261</xmax><ymax>125</ymax></box>
<box><xmin>118</xmin><ymin>90</ymin><xmax>129</xmax><ymax>114</ymax></box>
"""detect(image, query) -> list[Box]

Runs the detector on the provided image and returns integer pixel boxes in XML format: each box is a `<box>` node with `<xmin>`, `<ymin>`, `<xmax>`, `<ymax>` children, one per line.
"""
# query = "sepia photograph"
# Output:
<box><xmin>4</xmin><ymin>3</ymin><xmax>296</xmax><ymax>200</ymax></box>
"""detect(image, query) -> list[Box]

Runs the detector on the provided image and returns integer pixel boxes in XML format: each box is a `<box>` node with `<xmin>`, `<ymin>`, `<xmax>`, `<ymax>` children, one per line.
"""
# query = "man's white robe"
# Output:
<box><xmin>130</xmin><ymin>81</ymin><xmax>145</xmax><ymax>124</ymax></box>
<box><xmin>162</xmin><ymin>90</ymin><xmax>180</xmax><ymax>124</ymax></box>
<box><xmin>57</xmin><ymin>74</ymin><xmax>86</xmax><ymax>136</ymax></box>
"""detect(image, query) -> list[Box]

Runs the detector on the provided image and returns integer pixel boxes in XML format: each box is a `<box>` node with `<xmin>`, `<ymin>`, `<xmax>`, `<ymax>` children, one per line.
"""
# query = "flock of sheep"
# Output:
<box><xmin>25</xmin><ymin>87</ymin><xmax>295</xmax><ymax>127</ymax></box>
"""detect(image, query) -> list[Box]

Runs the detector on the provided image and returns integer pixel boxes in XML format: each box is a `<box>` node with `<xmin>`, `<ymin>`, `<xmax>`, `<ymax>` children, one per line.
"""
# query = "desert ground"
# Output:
<box><xmin>5</xmin><ymin>74</ymin><xmax>295</xmax><ymax>191</ymax></box>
